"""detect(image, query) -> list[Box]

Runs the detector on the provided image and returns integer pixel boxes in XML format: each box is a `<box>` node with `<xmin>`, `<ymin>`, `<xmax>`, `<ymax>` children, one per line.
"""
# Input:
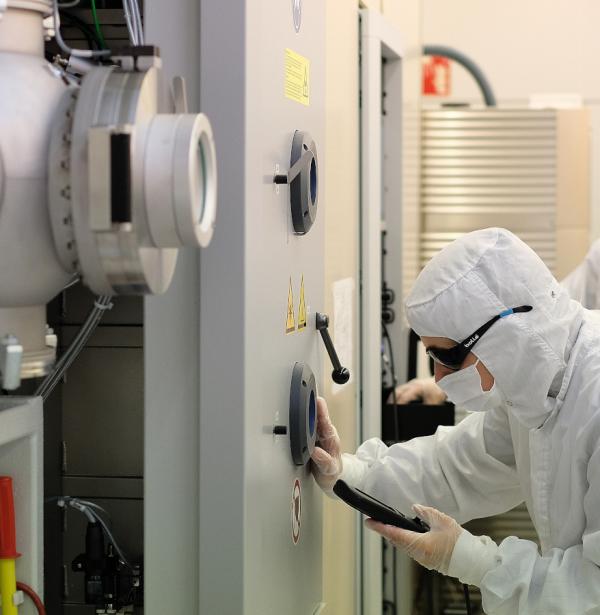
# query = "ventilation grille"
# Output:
<box><xmin>420</xmin><ymin>108</ymin><xmax>558</xmax><ymax>273</ymax></box>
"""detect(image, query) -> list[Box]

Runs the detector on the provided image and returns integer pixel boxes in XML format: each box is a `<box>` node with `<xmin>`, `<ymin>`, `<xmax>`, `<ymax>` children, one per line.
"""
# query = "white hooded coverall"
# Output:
<box><xmin>341</xmin><ymin>228</ymin><xmax>600</xmax><ymax>614</ymax></box>
<box><xmin>562</xmin><ymin>238</ymin><xmax>600</xmax><ymax>310</ymax></box>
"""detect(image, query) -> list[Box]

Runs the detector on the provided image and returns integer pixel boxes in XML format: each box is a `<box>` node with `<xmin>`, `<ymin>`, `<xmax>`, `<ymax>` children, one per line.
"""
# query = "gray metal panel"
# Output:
<box><xmin>243</xmin><ymin>0</ymin><xmax>325</xmax><ymax>603</ymax></box>
<box><xmin>198</xmin><ymin>1</ymin><xmax>246</xmax><ymax>611</ymax></box>
<box><xmin>143</xmin><ymin>250</ymin><xmax>201</xmax><ymax>615</ymax></box>
<box><xmin>420</xmin><ymin>108</ymin><xmax>558</xmax><ymax>271</ymax></box>
<box><xmin>62</xmin><ymin>346</ymin><xmax>143</xmax><ymax>477</ymax></box>
<box><xmin>143</xmin><ymin>3</ymin><xmax>203</xmax><ymax>615</ymax></box>
<box><xmin>200</xmin><ymin>1</ymin><xmax>325</xmax><ymax>613</ymax></box>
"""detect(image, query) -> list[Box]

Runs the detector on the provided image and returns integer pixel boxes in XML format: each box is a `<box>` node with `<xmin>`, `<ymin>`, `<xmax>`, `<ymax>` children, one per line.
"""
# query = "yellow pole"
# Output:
<box><xmin>0</xmin><ymin>558</ymin><xmax>18</xmax><ymax>615</ymax></box>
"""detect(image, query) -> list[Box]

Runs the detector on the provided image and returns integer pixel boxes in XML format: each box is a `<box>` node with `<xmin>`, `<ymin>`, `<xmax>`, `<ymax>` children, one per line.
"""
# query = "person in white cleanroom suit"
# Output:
<box><xmin>394</xmin><ymin>236</ymin><xmax>600</xmax><ymax>405</ymax></box>
<box><xmin>311</xmin><ymin>228</ymin><xmax>600</xmax><ymax>614</ymax></box>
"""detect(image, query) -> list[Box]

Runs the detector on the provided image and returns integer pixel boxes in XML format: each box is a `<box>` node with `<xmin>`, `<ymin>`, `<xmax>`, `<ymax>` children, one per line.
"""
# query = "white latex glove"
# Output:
<box><xmin>365</xmin><ymin>504</ymin><xmax>462</xmax><ymax>575</ymax></box>
<box><xmin>310</xmin><ymin>397</ymin><xmax>342</xmax><ymax>494</ymax></box>
<box><xmin>388</xmin><ymin>377</ymin><xmax>448</xmax><ymax>405</ymax></box>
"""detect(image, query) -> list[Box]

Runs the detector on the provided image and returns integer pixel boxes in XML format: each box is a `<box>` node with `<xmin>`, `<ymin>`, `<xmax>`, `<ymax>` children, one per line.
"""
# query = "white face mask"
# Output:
<box><xmin>438</xmin><ymin>360</ymin><xmax>503</xmax><ymax>412</ymax></box>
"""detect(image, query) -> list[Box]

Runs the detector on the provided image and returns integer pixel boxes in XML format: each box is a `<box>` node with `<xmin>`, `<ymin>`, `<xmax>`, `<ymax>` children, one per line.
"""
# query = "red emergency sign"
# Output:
<box><xmin>423</xmin><ymin>56</ymin><xmax>451</xmax><ymax>96</ymax></box>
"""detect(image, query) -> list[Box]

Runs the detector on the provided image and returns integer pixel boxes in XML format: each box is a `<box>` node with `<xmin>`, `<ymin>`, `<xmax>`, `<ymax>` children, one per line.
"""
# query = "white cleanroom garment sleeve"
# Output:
<box><xmin>339</xmin><ymin>409</ymin><xmax>523</xmax><ymax>525</ymax></box>
<box><xmin>448</xmin><ymin>530</ymin><xmax>600</xmax><ymax>614</ymax></box>
<box><xmin>447</xmin><ymin>434</ymin><xmax>600</xmax><ymax>614</ymax></box>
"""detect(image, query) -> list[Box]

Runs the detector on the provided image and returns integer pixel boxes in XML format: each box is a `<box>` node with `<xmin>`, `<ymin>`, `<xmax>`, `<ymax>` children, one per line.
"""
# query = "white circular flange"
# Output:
<box><xmin>145</xmin><ymin>113</ymin><xmax>217</xmax><ymax>249</ymax></box>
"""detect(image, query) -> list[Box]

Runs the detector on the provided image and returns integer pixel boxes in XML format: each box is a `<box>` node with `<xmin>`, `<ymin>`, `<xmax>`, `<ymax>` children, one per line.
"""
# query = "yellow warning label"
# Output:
<box><xmin>298</xmin><ymin>275</ymin><xmax>307</xmax><ymax>330</ymax></box>
<box><xmin>286</xmin><ymin>278</ymin><xmax>296</xmax><ymax>334</ymax></box>
<box><xmin>285</xmin><ymin>48</ymin><xmax>310</xmax><ymax>106</ymax></box>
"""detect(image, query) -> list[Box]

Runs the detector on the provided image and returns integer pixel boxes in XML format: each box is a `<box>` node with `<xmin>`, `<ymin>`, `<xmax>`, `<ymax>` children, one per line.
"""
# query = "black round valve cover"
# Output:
<box><xmin>289</xmin><ymin>362</ymin><xmax>317</xmax><ymax>466</ymax></box>
<box><xmin>289</xmin><ymin>130</ymin><xmax>318</xmax><ymax>235</ymax></box>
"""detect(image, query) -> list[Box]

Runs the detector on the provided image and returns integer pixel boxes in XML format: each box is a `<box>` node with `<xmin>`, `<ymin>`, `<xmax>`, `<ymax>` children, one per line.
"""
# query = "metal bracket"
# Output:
<box><xmin>88</xmin><ymin>125</ymin><xmax>133</xmax><ymax>231</ymax></box>
<box><xmin>273</xmin><ymin>149</ymin><xmax>313</xmax><ymax>185</ymax></box>
<box><xmin>113</xmin><ymin>46</ymin><xmax>161</xmax><ymax>72</ymax></box>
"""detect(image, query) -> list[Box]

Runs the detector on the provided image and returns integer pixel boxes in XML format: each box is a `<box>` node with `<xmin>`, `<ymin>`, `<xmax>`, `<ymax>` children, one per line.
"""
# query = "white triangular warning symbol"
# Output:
<box><xmin>286</xmin><ymin>278</ymin><xmax>296</xmax><ymax>334</ymax></box>
<box><xmin>298</xmin><ymin>275</ymin><xmax>307</xmax><ymax>330</ymax></box>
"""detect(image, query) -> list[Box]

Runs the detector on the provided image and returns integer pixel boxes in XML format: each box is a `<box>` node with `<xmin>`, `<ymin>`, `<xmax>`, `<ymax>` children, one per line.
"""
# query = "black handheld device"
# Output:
<box><xmin>333</xmin><ymin>480</ymin><xmax>430</xmax><ymax>533</ymax></box>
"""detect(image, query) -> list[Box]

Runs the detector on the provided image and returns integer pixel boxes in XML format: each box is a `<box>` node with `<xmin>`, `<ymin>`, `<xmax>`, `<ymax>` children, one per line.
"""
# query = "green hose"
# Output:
<box><xmin>90</xmin><ymin>0</ymin><xmax>107</xmax><ymax>49</ymax></box>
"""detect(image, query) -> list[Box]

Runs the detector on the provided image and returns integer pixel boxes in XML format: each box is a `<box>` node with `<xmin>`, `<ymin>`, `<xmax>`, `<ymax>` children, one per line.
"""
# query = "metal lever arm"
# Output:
<box><xmin>316</xmin><ymin>313</ymin><xmax>350</xmax><ymax>385</ymax></box>
<box><xmin>273</xmin><ymin>149</ymin><xmax>314</xmax><ymax>184</ymax></box>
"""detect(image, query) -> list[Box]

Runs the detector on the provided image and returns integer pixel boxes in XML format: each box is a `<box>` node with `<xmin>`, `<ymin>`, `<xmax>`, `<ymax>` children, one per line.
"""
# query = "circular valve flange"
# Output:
<box><xmin>48</xmin><ymin>64</ymin><xmax>218</xmax><ymax>297</ymax></box>
<box><xmin>289</xmin><ymin>362</ymin><xmax>317</xmax><ymax>466</ymax></box>
<box><xmin>145</xmin><ymin>112</ymin><xmax>217</xmax><ymax>249</ymax></box>
<box><xmin>289</xmin><ymin>130</ymin><xmax>318</xmax><ymax>235</ymax></box>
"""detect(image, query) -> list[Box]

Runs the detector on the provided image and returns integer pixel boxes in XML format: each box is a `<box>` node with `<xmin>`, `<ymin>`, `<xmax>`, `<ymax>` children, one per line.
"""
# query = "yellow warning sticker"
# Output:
<box><xmin>285</xmin><ymin>48</ymin><xmax>310</xmax><ymax>106</ymax></box>
<box><xmin>286</xmin><ymin>278</ymin><xmax>296</xmax><ymax>334</ymax></box>
<box><xmin>298</xmin><ymin>275</ymin><xmax>307</xmax><ymax>330</ymax></box>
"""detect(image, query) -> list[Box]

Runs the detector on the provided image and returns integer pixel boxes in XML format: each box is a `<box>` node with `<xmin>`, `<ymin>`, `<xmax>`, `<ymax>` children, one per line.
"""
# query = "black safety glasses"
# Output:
<box><xmin>426</xmin><ymin>305</ymin><xmax>533</xmax><ymax>370</ymax></box>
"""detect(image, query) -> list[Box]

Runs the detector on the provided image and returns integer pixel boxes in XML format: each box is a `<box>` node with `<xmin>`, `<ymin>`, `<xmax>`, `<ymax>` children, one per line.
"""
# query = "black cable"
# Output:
<box><xmin>36</xmin><ymin>295</ymin><xmax>113</xmax><ymax>400</ymax></box>
<box><xmin>382</xmin><ymin>321</ymin><xmax>400</xmax><ymax>442</ymax></box>
<box><xmin>59</xmin><ymin>11</ymin><xmax>103</xmax><ymax>50</ymax></box>
<box><xmin>382</xmin><ymin>321</ymin><xmax>400</xmax><ymax>613</ymax></box>
<box><xmin>383</xmin><ymin>538</ymin><xmax>391</xmax><ymax>610</ymax></box>
<box><xmin>463</xmin><ymin>583</ymin><xmax>473</xmax><ymax>615</ymax></box>
<box><xmin>392</xmin><ymin>546</ymin><xmax>398</xmax><ymax>615</ymax></box>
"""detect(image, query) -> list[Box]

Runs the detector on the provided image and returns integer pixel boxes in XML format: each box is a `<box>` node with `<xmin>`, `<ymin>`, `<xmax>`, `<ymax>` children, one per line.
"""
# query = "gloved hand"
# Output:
<box><xmin>365</xmin><ymin>504</ymin><xmax>463</xmax><ymax>575</ymax></box>
<box><xmin>310</xmin><ymin>397</ymin><xmax>342</xmax><ymax>494</ymax></box>
<box><xmin>388</xmin><ymin>377</ymin><xmax>448</xmax><ymax>405</ymax></box>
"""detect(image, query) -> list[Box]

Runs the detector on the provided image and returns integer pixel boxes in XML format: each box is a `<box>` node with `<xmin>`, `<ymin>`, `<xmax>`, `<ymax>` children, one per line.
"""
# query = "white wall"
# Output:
<box><xmin>423</xmin><ymin>0</ymin><xmax>600</xmax><ymax>105</ymax></box>
<box><xmin>385</xmin><ymin>0</ymin><xmax>423</xmax><ymax>300</ymax></box>
<box><xmin>323</xmin><ymin>4</ymin><xmax>424</xmax><ymax>613</ymax></box>
<box><xmin>322</xmin><ymin>2</ymin><xmax>360</xmax><ymax>614</ymax></box>
<box><xmin>422</xmin><ymin>0</ymin><xmax>600</xmax><ymax>248</ymax></box>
